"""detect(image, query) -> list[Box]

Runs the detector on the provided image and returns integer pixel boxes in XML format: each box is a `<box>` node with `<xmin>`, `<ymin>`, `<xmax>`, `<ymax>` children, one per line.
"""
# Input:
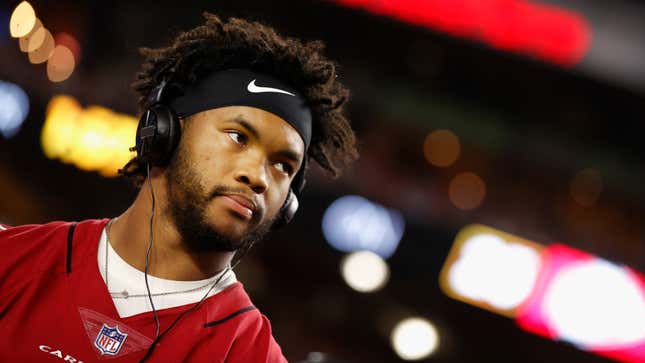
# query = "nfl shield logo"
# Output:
<box><xmin>94</xmin><ymin>324</ymin><xmax>128</xmax><ymax>355</ymax></box>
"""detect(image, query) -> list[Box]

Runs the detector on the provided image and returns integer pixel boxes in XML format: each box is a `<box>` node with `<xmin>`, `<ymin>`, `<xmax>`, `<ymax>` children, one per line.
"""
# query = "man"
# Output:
<box><xmin>0</xmin><ymin>13</ymin><xmax>357</xmax><ymax>362</ymax></box>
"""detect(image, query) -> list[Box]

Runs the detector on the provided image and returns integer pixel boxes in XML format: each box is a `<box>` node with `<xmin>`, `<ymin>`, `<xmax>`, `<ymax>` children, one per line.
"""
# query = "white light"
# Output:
<box><xmin>322</xmin><ymin>195</ymin><xmax>404</xmax><ymax>258</ymax></box>
<box><xmin>543</xmin><ymin>259</ymin><xmax>645</xmax><ymax>348</ymax></box>
<box><xmin>447</xmin><ymin>233</ymin><xmax>541</xmax><ymax>310</ymax></box>
<box><xmin>9</xmin><ymin>1</ymin><xmax>36</xmax><ymax>38</ymax></box>
<box><xmin>340</xmin><ymin>251</ymin><xmax>389</xmax><ymax>293</ymax></box>
<box><xmin>0</xmin><ymin>81</ymin><xmax>30</xmax><ymax>138</ymax></box>
<box><xmin>391</xmin><ymin>317</ymin><xmax>439</xmax><ymax>360</ymax></box>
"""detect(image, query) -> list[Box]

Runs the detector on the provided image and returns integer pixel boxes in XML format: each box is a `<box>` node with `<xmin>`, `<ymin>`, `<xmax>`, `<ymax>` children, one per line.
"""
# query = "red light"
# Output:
<box><xmin>54</xmin><ymin>32</ymin><xmax>81</xmax><ymax>63</ymax></box>
<box><xmin>330</xmin><ymin>0</ymin><xmax>591</xmax><ymax>66</ymax></box>
<box><xmin>516</xmin><ymin>244</ymin><xmax>645</xmax><ymax>363</ymax></box>
<box><xmin>441</xmin><ymin>225</ymin><xmax>645</xmax><ymax>363</ymax></box>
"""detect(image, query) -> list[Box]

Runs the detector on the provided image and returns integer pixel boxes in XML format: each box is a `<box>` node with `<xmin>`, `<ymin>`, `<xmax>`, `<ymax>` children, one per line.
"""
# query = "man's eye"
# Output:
<box><xmin>275</xmin><ymin>162</ymin><xmax>293</xmax><ymax>175</ymax></box>
<box><xmin>227</xmin><ymin>131</ymin><xmax>246</xmax><ymax>145</ymax></box>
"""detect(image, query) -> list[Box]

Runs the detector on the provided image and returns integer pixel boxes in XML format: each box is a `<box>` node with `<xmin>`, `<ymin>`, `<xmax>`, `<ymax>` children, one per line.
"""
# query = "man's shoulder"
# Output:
<box><xmin>0</xmin><ymin>219</ymin><xmax>107</xmax><ymax>276</ymax></box>
<box><xmin>201</xmin><ymin>282</ymin><xmax>274</xmax><ymax>333</ymax></box>
<box><xmin>0</xmin><ymin>220</ymin><xmax>71</xmax><ymax>243</ymax></box>
<box><xmin>203</xmin><ymin>282</ymin><xmax>258</xmax><ymax>322</ymax></box>
<box><xmin>198</xmin><ymin>283</ymin><xmax>287</xmax><ymax>362</ymax></box>
<box><xmin>0</xmin><ymin>218</ymin><xmax>107</xmax><ymax>238</ymax></box>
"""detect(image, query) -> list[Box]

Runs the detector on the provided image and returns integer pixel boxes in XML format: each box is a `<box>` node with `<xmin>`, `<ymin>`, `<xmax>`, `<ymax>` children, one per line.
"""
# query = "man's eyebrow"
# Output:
<box><xmin>231</xmin><ymin>116</ymin><xmax>260</xmax><ymax>140</ymax></box>
<box><xmin>230</xmin><ymin>116</ymin><xmax>303</xmax><ymax>164</ymax></box>
<box><xmin>275</xmin><ymin>149</ymin><xmax>302</xmax><ymax>165</ymax></box>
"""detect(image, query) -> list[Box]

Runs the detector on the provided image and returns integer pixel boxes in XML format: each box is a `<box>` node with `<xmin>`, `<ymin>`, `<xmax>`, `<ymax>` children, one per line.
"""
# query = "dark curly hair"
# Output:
<box><xmin>119</xmin><ymin>12</ymin><xmax>357</xmax><ymax>187</ymax></box>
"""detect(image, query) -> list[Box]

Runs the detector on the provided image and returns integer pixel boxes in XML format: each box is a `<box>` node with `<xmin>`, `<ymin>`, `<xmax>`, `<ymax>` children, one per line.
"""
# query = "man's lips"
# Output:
<box><xmin>219</xmin><ymin>194</ymin><xmax>256</xmax><ymax>220</ymax></box>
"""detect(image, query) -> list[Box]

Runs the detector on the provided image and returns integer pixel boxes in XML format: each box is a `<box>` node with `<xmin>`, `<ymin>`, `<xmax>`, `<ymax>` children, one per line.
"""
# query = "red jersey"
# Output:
<box><xmin>0</xmin><ymin>219</ymin><xmax>287</xmax><ymax>362</ymax></box>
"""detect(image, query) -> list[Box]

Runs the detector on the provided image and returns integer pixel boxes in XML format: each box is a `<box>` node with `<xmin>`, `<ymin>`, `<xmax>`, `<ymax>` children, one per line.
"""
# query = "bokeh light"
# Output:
<box><xmin>390</xmin><ymin>317</ymin><xmax>439</xmax><ymax>360</ymax></box>
<box><xmin>0</xmin><ymin>81</ymin><xmax>30</xmax><ymax>139</ymax></box>
<box><xmin>98</xmin><ymin>116</ymin><xmax>138</xmax><ymax>177</ymax></box>
<box><xmin>42</xmin><ymin>95</ymin><xmax>137</xmax><ymax>176</ymax></box>
<box><xmin>47</xmin><ymin>45</ymin><xmax>76</xmax><ymax>82</ymax></box>
<box><xmin>423</xmin><ymin>129</ymin><xmax>461</xmax><ymax>167</ymax></box>
<box><xmin>340</xmin><ymin>251</ymin><xmax>390</xmax><ymax>293</ymax></box>
<box><xmin>18</xmin><ymin>18</ymin><xmax>43</xmax><ymax>52</ymax></box>
<box><xmin>55</xmin><ymin>32</ymin><xmax>82</xmax><ymax>63</ymax></box>
<box><xmin>27</xmin><ymin>27</ymin><xmax>54</xmax><ymax>64</ymax></box>
<box><xmin>41</xmin><ymin>95</ymin><xmax>82</xmax><ymax>159</ymax></box>
<box><xmin>570</xmin><ymin>168</ymin><xmax>603</xmax><ymax>207</ymax></box>
<box><xmin>9</xmin><ymin>1</ymin><xmax>36</xmax><ymax>38</ymax></box>
<box><xmin>448</xmin><ymin>172</ymin><xmax>486</xmax><ymax>210</ymax></box>
<box><xmin>543</xmin><ymin>259</ymin><xmax>645</xmax><ymax>347</ymax></box>
<box><xmin>66</xmin><ymin>107</ymin><xmax>115</xmax><ymax>170</ymax></box>
<box><xmin>322</xmin><ymin>195</ymin><xmax>404</xmax><ymax>258</ymax></box>
<box><xmin>447</xmin><ymin>233</ymin><xmax>542</xmax><ymax>310</ymax></box>
<box><xmin>10</xmin><ymin>3</ymin><xmax>81</xmax><ymax>83</ymax></box>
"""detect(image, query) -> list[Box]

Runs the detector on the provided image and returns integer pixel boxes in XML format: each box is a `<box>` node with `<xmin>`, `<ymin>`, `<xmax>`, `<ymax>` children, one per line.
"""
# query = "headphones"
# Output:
<box><xmin>135</xmin><ymin>77</ymin><xmax>303</xmax><ymax>227</ymax></box>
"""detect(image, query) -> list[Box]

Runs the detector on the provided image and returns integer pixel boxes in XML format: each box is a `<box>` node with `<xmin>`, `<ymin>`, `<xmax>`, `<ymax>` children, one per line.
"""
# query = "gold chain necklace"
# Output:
<box><xmin>104</xmin><ymin>220</ymin><xmax>229</xmax><ymax>299</ymax></box>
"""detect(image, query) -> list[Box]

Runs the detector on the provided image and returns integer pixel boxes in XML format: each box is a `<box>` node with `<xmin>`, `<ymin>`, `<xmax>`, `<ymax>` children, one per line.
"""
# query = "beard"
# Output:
<box><xmin>164</xmin><ymin>143</ymin><xmax>275</xmax><ymax>253</ymax></box>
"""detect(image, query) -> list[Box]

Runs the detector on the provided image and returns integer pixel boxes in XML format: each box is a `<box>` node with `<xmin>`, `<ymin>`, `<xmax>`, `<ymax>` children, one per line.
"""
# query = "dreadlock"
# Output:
<box><xmin>120</xmin><ymin>12</ymin><xmax>357</xmax><ymax>186</ymax></box>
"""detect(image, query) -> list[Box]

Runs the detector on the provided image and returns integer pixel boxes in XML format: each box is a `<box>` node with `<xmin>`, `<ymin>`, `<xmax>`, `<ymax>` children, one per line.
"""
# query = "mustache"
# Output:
<box><xmin>208</xmin><ymin>185</ymin><xmax>250</xmax><ymax>201</ymax></box>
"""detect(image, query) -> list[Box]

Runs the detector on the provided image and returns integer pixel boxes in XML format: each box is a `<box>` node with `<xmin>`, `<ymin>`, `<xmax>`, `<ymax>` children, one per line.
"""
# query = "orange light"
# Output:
<box><xmin>18</xmin><ymin>18</ymin><xmax>43</xmax><ymax>52</ymax></box>
<box><xmin>439</xmin><ymin>224</ymin><xmax>545</xmax><ymax>317</ymax></box>
<box><xmin>27</xmin><ymin>28</ymin><xmax>54</xmax><ymax>64</ymax></box>
<box><xmin>99</xmin><ymin>117</ymin><xmax>137</xmax><ymax>177</ymax></box>
<box><xmin>67</xmin><ymin>107</ymin><xmax>114</xmax><ymax>170</ymax></box>
<box><xmin>54</xmin><ymin>32</ymin><xmax>82</xmax><ymax>63</ymax></box>
<box><xmin>423</xmin><ymin>129</ymin><xmax>461</xmax><ymax>167</ymax></box>
<box><xmin>47</xmin><ymin>45</ymin><xmax>76</xmax><ymax>82</ymax></box>
<box><xmin>41</xmin><ymin>95</ymin><xmax>83</xmax><ymax>159</ymax></box>
<box><xmin>42</xmin><ymin>96</ymin><xmax>138</xmax><ymax>177</ymax></box>
<box><xmin>448</xmin><ymin>172</ymin><xmax>486</xmax><ymax>210</ymax></box>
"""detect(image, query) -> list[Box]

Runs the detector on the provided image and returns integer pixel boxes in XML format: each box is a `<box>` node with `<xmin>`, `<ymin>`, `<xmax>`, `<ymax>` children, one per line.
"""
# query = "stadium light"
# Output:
<box><xmin>340</xmin><ymin>251</ymin><xmax>390</xmax><ymax>293</ymax></box>
<box><xmin>0</xmin><ymin>81</ymin><xmax>30</xmax><ymax>139</ymax></box>
<box><xmin>322</xmin><ymin>195</ymin><xmax>404</xmax><ymax>258</ymax></box>
<box><xmin>390</xmin><ymin>317</ymin><xmax>439</xmax><ymax>360</ymax></box>
<box><xmin>440</xmin><ymin>224</ymin><xmax>645</xmax><ymax>362</ymax></box>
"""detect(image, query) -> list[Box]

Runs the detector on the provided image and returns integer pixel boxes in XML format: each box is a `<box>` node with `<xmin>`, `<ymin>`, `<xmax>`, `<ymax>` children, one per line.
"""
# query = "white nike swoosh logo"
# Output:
<box><xmin>247</xmin><ymin>79</ymin><xmax>295</xmax><ymax>96</ymax></box>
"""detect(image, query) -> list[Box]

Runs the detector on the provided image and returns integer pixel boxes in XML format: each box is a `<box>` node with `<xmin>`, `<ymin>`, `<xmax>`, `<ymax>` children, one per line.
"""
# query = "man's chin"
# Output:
<box><xmin>209</xmin><ymin>213</ymin><xmax>257</xmax><ymax>238</ymax></box>
<box><xmin>173</xmin><ymin>206</ymin><xmax>272</xmax><ymax>253</ymax></box>
<box><xmin>181</xmin><ymin>226</ymin><xmax>247</xmax><ymax>253</ymax></box>
<box><xmin>190</xmin><ymin>216</ymin><xmax>267</xmax><ymax>252</ymax></box>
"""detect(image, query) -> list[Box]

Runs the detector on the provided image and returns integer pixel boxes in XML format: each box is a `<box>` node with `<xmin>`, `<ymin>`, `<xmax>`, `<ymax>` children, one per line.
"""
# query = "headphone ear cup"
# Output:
<box><xmin>135</xmin><ymin>105</ymin><xmax>181</xmax><ymax>166</ymax></box>
<box><xmin>136</xmin><ymin>109</ymin><xmax>153</xmax><ymax>158</ymax></box>
<box><xmin>274</xmin><ymin>190</ymin><xmax>299</xmax><ymax>229</ymax></box>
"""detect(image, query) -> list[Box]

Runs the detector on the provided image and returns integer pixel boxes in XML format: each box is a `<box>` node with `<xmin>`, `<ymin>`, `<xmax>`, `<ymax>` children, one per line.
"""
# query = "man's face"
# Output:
<box><xmin>164</xmin><ymin>106</ymin><xmax>305</xmax><ymax>252</ymax></box>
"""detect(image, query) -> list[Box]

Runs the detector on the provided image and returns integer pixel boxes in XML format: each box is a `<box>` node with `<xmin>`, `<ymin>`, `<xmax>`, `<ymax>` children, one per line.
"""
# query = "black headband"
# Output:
<box><xmin>169</xmin><ymin>69</ymin><xmax>312</xmax><ymax>150</ymax></box>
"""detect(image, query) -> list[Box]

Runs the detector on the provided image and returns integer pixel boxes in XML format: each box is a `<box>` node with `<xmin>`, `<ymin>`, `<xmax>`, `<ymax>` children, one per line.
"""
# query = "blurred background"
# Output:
<box><xmin>2</xmin><ymin>0</ymin><xmax>645</xmax><ymax>362</ymax></box>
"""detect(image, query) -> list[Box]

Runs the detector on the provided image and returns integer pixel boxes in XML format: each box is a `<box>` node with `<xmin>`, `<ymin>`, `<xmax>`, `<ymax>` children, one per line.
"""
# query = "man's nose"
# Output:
<box><xmin>234</xmin><ymin>157</ymin><xmax>269</xmax><ymax>194</ymax></box>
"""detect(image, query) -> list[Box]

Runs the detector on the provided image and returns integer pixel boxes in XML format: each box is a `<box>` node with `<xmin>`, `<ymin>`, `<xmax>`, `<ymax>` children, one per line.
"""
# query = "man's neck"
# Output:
<box><xmin>108</xmin><ymin>173</ymin><xmax>234</xmax><ymax>281</ymax></box>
